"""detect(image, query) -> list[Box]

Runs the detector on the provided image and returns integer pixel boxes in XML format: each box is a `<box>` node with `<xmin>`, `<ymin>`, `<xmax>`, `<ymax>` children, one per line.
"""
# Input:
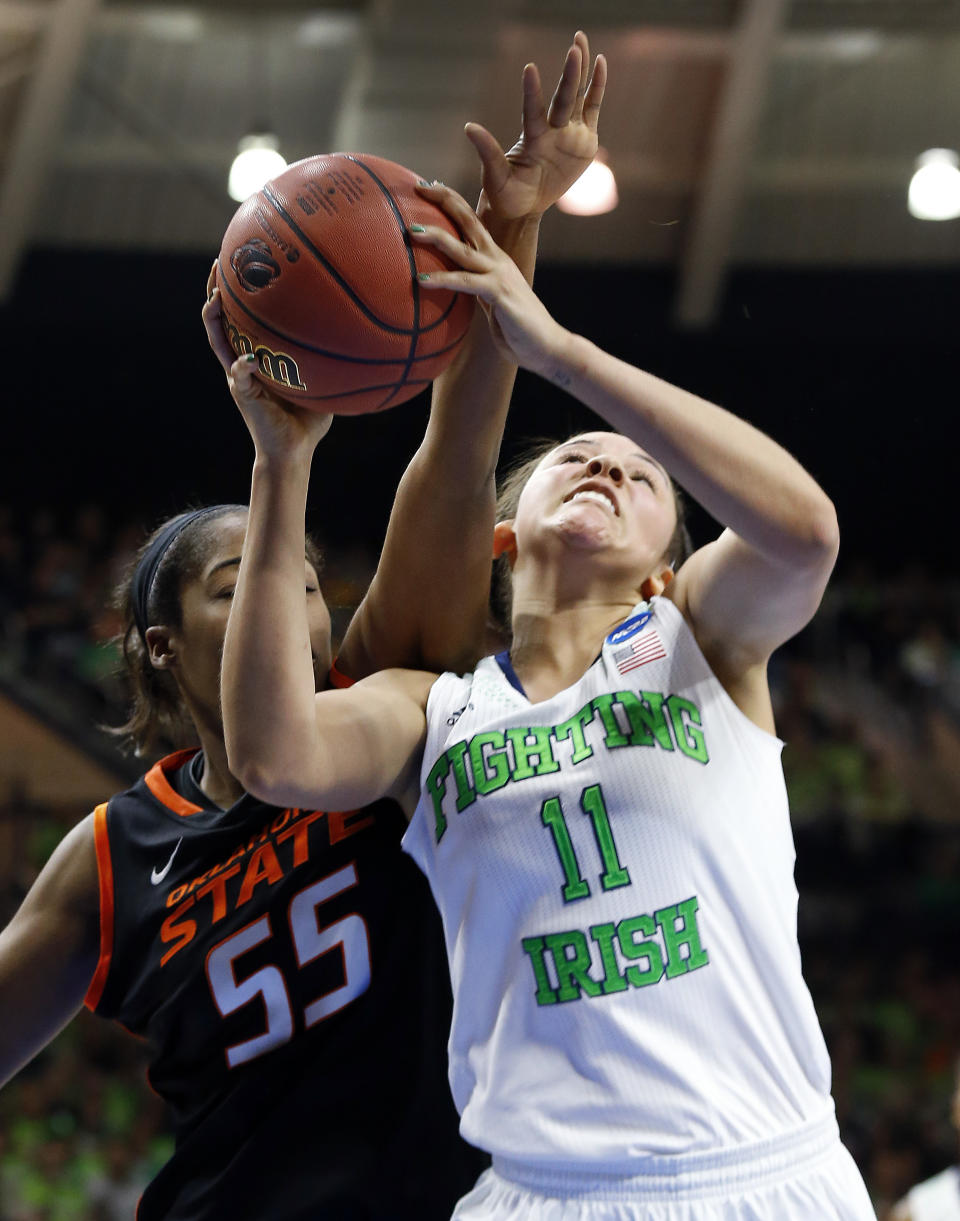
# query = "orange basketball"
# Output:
<box><xmin>215</xmin><ymin>153</ymin><xmax>473</xmax><ymax>414</ymax></box>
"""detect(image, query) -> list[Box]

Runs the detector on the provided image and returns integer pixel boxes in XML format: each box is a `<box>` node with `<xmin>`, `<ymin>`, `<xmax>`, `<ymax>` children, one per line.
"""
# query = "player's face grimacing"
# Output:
<box><xmin>515</xmin><ymin>432</ymin><xmax>678</xmax><ymax>580</ymax></box>
<box><xmin>163</xmin><ymin>512</ymin><xmax>332</xmax><ymax>726</ymax></box>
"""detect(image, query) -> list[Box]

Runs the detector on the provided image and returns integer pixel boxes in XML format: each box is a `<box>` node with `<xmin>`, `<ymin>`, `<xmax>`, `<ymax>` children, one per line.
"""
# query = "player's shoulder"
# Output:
<box><xmin>25</xmin><ymin>809</ymin><xmax>100</xmax><ymax>919</ymax></box>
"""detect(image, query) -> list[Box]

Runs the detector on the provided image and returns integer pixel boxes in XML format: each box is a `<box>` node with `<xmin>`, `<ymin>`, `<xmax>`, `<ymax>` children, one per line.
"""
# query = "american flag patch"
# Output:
<box><xmin>612</xmin><ymin>629</ymin><xmax>666</xmax><ymax>675</ymax></box>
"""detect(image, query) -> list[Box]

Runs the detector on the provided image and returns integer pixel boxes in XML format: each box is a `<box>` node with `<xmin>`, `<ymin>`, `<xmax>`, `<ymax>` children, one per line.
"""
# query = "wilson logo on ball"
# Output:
<box><xmin>230</xmin><ymin>238</ymin><xmax>282</xmax><ymax>291</ymax></box>
<box><xmin>221</xmin><ymin>315</ymin><xmax>307</xmax><ymax>391</ymax></box>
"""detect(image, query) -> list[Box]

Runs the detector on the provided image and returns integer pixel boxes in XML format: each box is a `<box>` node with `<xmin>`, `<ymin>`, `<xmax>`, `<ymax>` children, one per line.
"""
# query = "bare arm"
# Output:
<box><xmin>232</xmin><ymin>668</ymin><xmax>432</xmax><ymax>815</ymax></box>
<box><xmin>412</xmin><ymin>187</ymin><xmax>838</xmax><ymax>697</ymax></box>
<box><xmin>546</xmin><ymin>335</ymin><xmax>839</xmax><ymax>672</ymax></box>
<box><xmin>218</xmin><ymin>385</ymin><xmax>433</xmax><ymax>811</ymax></box>
<box><xmin>338</xmin><ymin>32</ymin><xmax>607</xmax><ymax>677</ymax></box>
<box><xmin>0</xmin><ymin>815</ymin><xmax>100</xmax><ymax>1088</ymax></box>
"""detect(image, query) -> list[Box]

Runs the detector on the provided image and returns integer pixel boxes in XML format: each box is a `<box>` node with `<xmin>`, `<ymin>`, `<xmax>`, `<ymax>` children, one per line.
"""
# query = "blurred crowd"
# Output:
<box><xmin>0</xmin><ymin>501</ymin><xmax>958</xmax><ymax>1218</ymax></box>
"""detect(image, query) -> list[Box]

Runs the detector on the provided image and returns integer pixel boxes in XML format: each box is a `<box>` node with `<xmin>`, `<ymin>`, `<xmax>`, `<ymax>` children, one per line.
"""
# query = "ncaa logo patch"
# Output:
<box><xmin>606</xmin><ymin>610</ymin><xmax>653</xmax><ymax>646</ymax></box>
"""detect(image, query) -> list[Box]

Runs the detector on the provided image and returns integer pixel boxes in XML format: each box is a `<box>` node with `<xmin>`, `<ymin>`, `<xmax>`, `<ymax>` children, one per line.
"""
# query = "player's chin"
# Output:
<box><xmin>555</xmin><ymin>511</ymin><xmax>617</xmax><ymax>550</ymax></box>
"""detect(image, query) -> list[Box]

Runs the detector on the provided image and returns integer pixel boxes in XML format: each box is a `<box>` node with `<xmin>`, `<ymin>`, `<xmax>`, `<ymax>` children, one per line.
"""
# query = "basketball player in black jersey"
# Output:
<box><xmin>0</xmin><ymin>33</ymin><xmax>606</xmax><ymax>1220</ymax></box>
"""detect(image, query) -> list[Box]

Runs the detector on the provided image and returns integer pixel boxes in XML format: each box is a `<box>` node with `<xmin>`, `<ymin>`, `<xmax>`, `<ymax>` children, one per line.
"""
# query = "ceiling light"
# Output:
<box><xmin>228</xmin><ymin>134</ymin><xmax>288</xmax><ymax>203</ymax></box>
<box><xmin>557</xmin><ymin>150</ymin><xmax>619</xmax><ymax>217</ymax></box>
<box><xmin>907</xmin><ymin>149</ymin><xmax>960</xmax><ymax>221</ymax></box>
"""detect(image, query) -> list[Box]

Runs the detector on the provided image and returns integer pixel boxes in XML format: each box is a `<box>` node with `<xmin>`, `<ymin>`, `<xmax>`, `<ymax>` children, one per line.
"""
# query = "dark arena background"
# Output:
<box><xmin>1</xmin><ymin>2</ymin><xmax>959</xmax><ymax>1218</ymax></box>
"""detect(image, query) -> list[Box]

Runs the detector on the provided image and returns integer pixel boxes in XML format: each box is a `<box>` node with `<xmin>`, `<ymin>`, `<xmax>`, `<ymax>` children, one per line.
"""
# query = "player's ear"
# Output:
<box><xmin>640</xmin><ymin>567</ymin><xmax>674</xmax><ymax>601</ymax></box>
<box><xmin>145</xmin><ymin>626</ymin><xmax>177</xmax><ymax>670</ymax></box>
<box><xmin>493</xmin><ymin>520</ymin><xmax>517</xmax><ymax>567</ymax></box>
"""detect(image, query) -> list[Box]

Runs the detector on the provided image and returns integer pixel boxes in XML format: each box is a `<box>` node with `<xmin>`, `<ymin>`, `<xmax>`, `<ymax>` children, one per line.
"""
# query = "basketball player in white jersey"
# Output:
<box><xmin>890</xmin><ymin>1065</ymin><xmax>960</xmax><ymax>1221</ymax></box>
<box><xmin>220</xmin><ymin>180</ymin><xmax>877</xmax><ymax>1219</ymax></box>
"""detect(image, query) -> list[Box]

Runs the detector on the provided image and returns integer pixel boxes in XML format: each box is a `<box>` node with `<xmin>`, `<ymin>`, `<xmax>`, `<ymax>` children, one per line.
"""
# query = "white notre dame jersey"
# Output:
<box><xmin>403</xmin><ymin>595</ymin><xmax>838</xmax><ymax>1173</ymax></box>
<box><xmin>904</xmin><ymin>1166</ymin><xmax>960</xmax><ymax>1220</ymax></box>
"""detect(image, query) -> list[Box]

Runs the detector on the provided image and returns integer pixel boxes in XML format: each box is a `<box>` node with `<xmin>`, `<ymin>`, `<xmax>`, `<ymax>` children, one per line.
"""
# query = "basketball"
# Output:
<box><xmin>215</xmin><ymin>153</ymin><xmax>474</xmax><ymax>415</ymax></box>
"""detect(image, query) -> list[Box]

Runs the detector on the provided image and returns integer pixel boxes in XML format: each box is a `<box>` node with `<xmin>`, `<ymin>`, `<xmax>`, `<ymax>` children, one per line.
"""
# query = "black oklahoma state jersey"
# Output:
<box><xmin>84</xmin><ymin>748</ymin><xmax>487</xmax><ymax>1221</ymax></box>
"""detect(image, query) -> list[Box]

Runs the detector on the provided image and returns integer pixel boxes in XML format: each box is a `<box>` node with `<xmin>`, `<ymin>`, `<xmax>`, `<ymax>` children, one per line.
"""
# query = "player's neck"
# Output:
<box><xmin>508</xmin><ymin>598</ymin><xmax>636</xmax><ymax>703</ymax></box>
<box><xmin>191</xmin><ymin>727</ymin><xmax>246</xmax><ymax>809</ymax></box>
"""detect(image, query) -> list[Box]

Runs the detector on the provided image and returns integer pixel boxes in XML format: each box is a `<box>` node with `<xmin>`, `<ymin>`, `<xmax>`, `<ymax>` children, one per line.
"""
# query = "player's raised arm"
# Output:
<box><xmin>412</xmin><ymin>184</ymin><xmax>839</xmax><ymax>704</ymax></box>
<box><xmin>336</xmin><ymin>31</ymin><xmax>607</xmax><ymax>678</ymax></box>
<box><xmin>215</xmin><ymin>353</ymin><xmax>432</xmax><ymax>809</ymax></box>
<box><xmin>0</xmin><ymin>815</ymin><xmax>99</xmax><ymax>1088</ymax></box>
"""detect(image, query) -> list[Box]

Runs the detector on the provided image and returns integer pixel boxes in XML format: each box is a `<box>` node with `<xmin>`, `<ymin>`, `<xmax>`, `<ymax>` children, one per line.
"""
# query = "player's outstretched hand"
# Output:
<box><xmin>412</xmin><ymin>185</ymin><xmax>568</xmax><ymax>376</ymax></box>
<box><xmin>202</xmin><ymin>262</ymin><xmax>333</xmax><ymax>460</ymax></box>
<box><xmin>467</xmin><ymin>30</ymin><xmax>606</xmax><ymax>221</ymax></box>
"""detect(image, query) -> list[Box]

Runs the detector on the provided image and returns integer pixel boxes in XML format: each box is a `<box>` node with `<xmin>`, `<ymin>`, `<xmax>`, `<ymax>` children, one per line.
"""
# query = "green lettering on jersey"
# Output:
<box><xmin>425</xmin><ymin>754</ymin><xmax>451</xmax><ymax>843</ymax></box>
<box><xmin>666</xmin><ymin>696</ymin><xmax>709</xmax><ymax>764</ymax></box>
<box><xmin>581</xmin><ymin>783</ymin><xmax>631</xmax><ymax>892</ymax></box>
<box><xmin>588</xmin><ymin>922</ymin><xmax>629</xmax><ymax>994</ymax></box>
<box><xmin>506</xmin><ymin>726</ymin><xmax>560</xmax><ymax>781</ymax></box>
<box><xmin>447</xmin><ymin>739</ymin><xmax>476</xmax><ymax>812</ymax></box>
<box><xmin>521</xmin><ymin>935</ymin><xmax>559</xmax><ymax>1006</ymax></box>
<box><xmin>656</xmin><ymin>896</ymin><xmax>710</xmax><ymax>977</ymax></box>
<box><xmin>553</xmin><ymin>705</ymin><xmax>596</xmax><ymax>765</ymax></box>
<box><xmin>541</xmin><ymin>796</ymin><xmax>590</xmax><ymax>903</ymax></box>
<box><xmin>544</xmin><ymin>930</ymin><xmax>603</xmax><ymax>1002</ymax></box>
<box><xmin>622</xmin><ymin>690</ymin><xmax>674</xmax><ymax>750</ymax></box>
<box><xmin>521</xmin><ymin>894</ymin><xmax>710</xmax><ymax>1010</ymax></box>
<box><xmin>590</xmin><ymin>693</ymin><xmax>630</xmax><ymax>748</ymax></box>
<box><xmin>469</xmin><ymin>731</ymin><xmax>511</xmax><ymax>796</ymax></box>
<box><xmin>428</xmin><ymin>689</ymin><xmax>709</xmax><ymax>845</ymax></box>
<box><xmin>617</xmin><ymin>914</ymin><xmax>666</xmax><ymax>987</ymax></box>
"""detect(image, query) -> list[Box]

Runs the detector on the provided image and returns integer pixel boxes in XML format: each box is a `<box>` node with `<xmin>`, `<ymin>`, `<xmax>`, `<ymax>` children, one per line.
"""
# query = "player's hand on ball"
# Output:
<box><xmin>202</xmin><ymin>264</ymin><xmax>333</xmax><ymax>459</ymax></box>
<box><xmin>466</xmin><ymin>30</ymin><xmax>606</xmax><ymax>220</ymax></box>
<box><xmin>412</xmin><ymin>186</ymin><xmax>568</xmax><ymax>376</ymax></box>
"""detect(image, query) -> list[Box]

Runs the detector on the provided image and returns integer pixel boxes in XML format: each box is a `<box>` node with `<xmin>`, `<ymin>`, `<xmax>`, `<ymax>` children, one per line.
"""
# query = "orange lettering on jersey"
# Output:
<box><xmin>328</xmin><ymin>809</ymin><xmax>375</xmax><ymax>844</ymax></box>
<box><xmin>276</xmin><ymin>810</ymin><xmax>325</xmax><ymax>867</ymax></box>
<box><xmin>167</xmin><ymin>884</ymin><xmax>189</xmax><ymax>907</ymax></box>
<box><xmin>194</xmin><ymin>863</ymin><xmax>243</xmax><ymax>922</ymax></box>
<box><xmin>224</xmin><ymin>843</ymin><xmax>248</xmax><ymax>870</ymax></box>
<box><xmin>237</xmin><ymin>843</ymin><xmax>284</xmax><ymax>907</ymax></box>
<box><xmin>270</xmin><ymin>809</ymin><xmax>293</xmax><ymax>834</ymax></box>
<box><xmin>187</xmin><ymin>867</ymin><xmax>217</xmax><ymax>896</ymax></box>
<box><xmin>245</xmin><ymin>829</ymin><xmax>271</xmax><ymax>853</ymax></box>
<box><xmin>161</xmin><ymin>897</ymin><xmax>197</xmax><ymax>966</ymax></box>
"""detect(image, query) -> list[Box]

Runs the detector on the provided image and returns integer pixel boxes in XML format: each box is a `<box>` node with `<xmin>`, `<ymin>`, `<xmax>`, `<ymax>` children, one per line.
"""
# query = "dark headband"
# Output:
<box><xmin>132</xmin><ymin>506</ymin><xmax>230</xmax><ymax>644</ymax></box>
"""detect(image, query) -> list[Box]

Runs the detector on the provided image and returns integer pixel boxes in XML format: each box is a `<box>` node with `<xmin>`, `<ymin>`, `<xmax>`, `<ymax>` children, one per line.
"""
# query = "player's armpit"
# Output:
<box><xmin>0</xmin><ymin>814</ymin><xmax>100</xmax><ymax>1088</ymax></box>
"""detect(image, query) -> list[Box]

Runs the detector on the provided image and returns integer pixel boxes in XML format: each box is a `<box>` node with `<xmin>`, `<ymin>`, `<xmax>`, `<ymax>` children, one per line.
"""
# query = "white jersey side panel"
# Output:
<box><xmin>403</xmin><ymin>596</ymin><xmax>835</xmax><ymax>1172</ymax></box>
<box><xmin>905</xmin><ymin>1166</ymin><xmax>960</xmax><ymax>1220</ymax></box>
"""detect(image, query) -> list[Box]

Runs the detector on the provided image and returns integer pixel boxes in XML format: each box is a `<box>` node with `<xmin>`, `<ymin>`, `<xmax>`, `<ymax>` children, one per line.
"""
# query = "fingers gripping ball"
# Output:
<box><xmin>216</xmin><ymin>153</ymin><xmax>474</xmax><ymax>415</ymax></box>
